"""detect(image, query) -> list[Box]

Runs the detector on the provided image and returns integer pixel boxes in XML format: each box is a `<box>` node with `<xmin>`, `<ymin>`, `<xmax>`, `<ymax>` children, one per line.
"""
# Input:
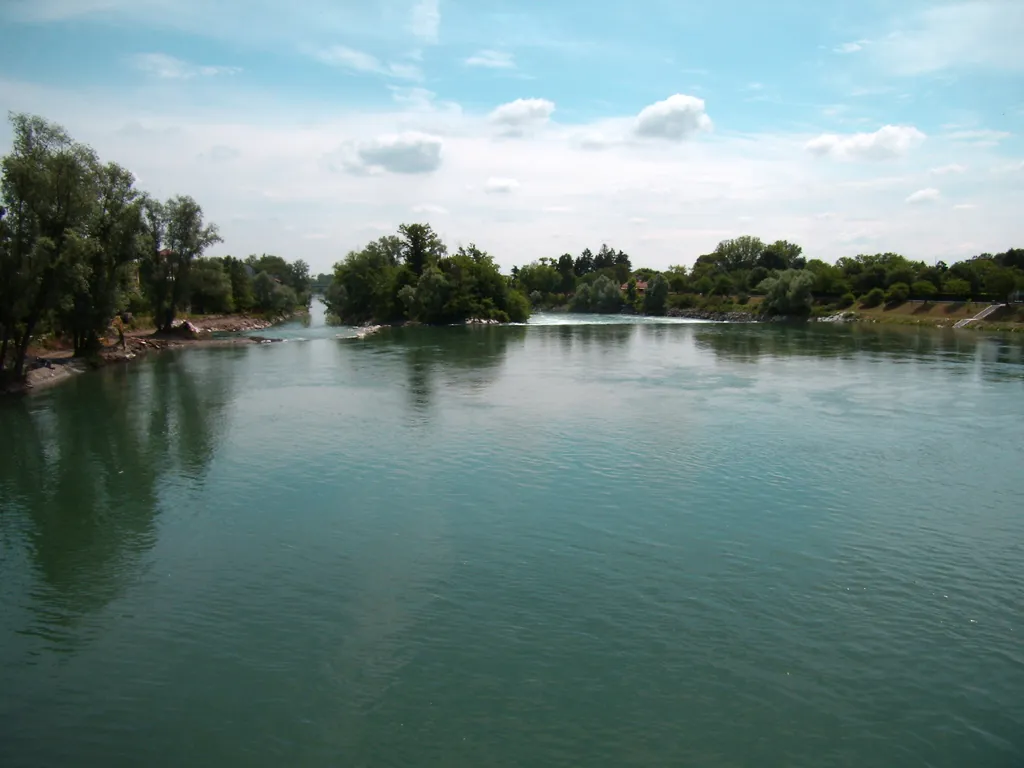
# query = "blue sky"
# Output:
<box><xmin>0</xmin><ymin>0</ymin><xmax>1021</xmax><ymax>272</ymax></box>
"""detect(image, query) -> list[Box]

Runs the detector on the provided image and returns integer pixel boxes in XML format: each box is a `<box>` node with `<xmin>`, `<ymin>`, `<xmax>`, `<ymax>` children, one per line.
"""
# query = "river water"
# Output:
<box><xmin>1</xmin><ymin>303</ymin><xmax>1022</xmax><ymax>767</ymax></box>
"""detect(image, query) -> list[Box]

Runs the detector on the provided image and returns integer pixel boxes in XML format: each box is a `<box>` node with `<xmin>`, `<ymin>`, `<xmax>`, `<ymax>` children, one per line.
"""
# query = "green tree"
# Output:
<box><xmin>943</xmin><ymin>278</ymin><xmax>972</xmax><ymax>300</ymax></box>
<box><xmin>399</xmin><ymin>223</ymin><xmax>445</xmax><ymax>276</ymax></box>
<box><xmin>712</xmin><ymin>236</ymin><xmax>765</xmax><ymax>272</ymax></box>
<box><xmin>985</xmin><ymin>268</ymin><xmax>1017</xmax><ymax>301</ymax></box>
<box><xmin>911</xmin><ymin>281</ymin><xmax>937</xmax><ymax>302</ymax></box>
<box><xmin>861</xmin><ymin>287</ymin><xmax>885</xmax><ymax>308</ymax></box>
<box><xmin>141</xmin><ymin>195</ymin><xmax>221</xmax><ymax>331</ymax></box>
<box><xmin>758</xmin><ymin>239</ymin><xmax>802</xmax><ymax>271</ymax></box>
<box><xmin>757</xmin><ymin>269</ymin><xmax>814</xmax><ymax>315</ymax></box>
<box><xmin>642</xmin><ymin>273</ymin><xmax>669</xmax><ymax>315</ymax></box>
<box><xmin>223</xmin><ymin>256</ymin><xmax>255</xmax><ymax>312</ymax></box>
<box><xmin>1</xmin><ymin>113</ymin><xmax>99</xmax><ymax>378</ymax></box>
<box><xmin>189</xmin><ymin>258</ymin><xmax>234</xmax><ymax>314</ymax></box>
<box><xmin>885</xmin><ymin>282</ymin><xmax>910</xmax><ymax>305</ymax></box>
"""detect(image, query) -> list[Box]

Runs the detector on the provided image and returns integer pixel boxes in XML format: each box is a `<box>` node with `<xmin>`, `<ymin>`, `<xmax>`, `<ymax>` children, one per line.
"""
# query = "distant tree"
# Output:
<box><xmin>626</xmin><ymin>277</ymin><xmax>638</xmax><ymax>304</ymax></box>
<box><xmin>943</xmin><ymin>278</ymin><xmax>972</xmax><ymax>300</ymax></box>
<box><xmin>985</xmin><ymin>268</ymin><xmax>1018</xmax><ymax>301</ymax></box>
<box><xmin>758</xmin><ymin>239</ymin><xmax>801</xmax><ymax>271</ymax></box>
<box><xmin>861</xmin><ymin>287</ymin><xmax>886</xmax><ymax>308</ymax></box>
<box><xmin>189</xmin><ymin>258</ymin><xmax>234</xmax><ymax>314</ymax></box>
<box><xmin>643</xmin><ymin>273</ymin><xmax>669</xmax><ymax>316</ymax></box>
<box><xmin>716</xmin><ymin>236</ymin><xmax>766</xmax><ymax>272</ymax></box>
<box><xmin>399</xmin><ymin>223</ymin><xmax>446</xmax><ymax>276</ymax></box>
<box><xmin>757</xmin><ymin>269</ymin><xmax>814</xmax><ymax>315</ymax></box>
<box><xmin>574</xmin><ymin>248</ymin><xmax>594</xmax><ymax>277</ymax></box>
<box><xmin>885</xmin><ymin>282</ymin><xmax>910</xmax><ymax>305</ymax></box>
<box><xmin>556</xmin><ymin>253</ymin><xmax>576</xmax><ymax>293</ymax></box>
<box><xmin>911</xmin><ymin>281</ymin><xmax>937</xmax><ymax>302</ymax></box>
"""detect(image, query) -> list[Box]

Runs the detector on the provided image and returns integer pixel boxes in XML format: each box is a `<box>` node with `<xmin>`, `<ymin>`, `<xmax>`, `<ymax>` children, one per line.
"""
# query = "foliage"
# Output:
<box><xmin>189</xmin><ymin>257</ymin><xmax>234</xmax><ymax>314</ymax></box>
<box><xmin>642</xmin><ymin>274</ymin><xmax>669</xmax><ymax>315</ymax></box>
<box><xmin>838</xmin><ymin>292</ymin><xmax>856</xmax><ymax>309</ymax></box>
<box><xmin>885</xmin><ymin>282</ymin><xmax>910</xmax><ymax>305</ymax></box>
<box><xmin>943</xmin><ymin>278</ymin><xmax>972</xmax><ymax>300</ymax></box>
<box><xmin>861</xmin><ymin>287</ymin><xmax>886</xmax><ymax>308</ymax></box>
<box><xmin>324</xmin><ymin>227</ymin><xmax>530</xmax><ymax>325</ymax></box>
<box><xmin>911</xmin><ymin>281</ymin><xmax>937</xmax><ymax>302</ymax></box>
<box><xmin>756</xmin><ymin>269</ymin><xmax>814</xmax><ymax>316</ymax></box>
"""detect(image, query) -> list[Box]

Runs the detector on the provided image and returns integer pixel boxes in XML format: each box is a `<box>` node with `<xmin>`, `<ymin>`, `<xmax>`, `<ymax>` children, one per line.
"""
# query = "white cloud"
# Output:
<box><xmin>465</xmin><ymin>50</ymin><xmax>515</xmax><ymax>69</ymax></box>
<box><xmin>6</xmin><ymin>75</ymin><xmax>1022</xmax><ymax>275</ymax></box>
<box><xmin>875</xmin><ymin>1</ymin><xmax>1024</xmax><ymax>75</ymax></box>
<box><xmin>834</xmin><ymin>40</ymin><xmax>869</xmax><ymax>54</ymax></box>
<box><xmin>488</xmin><ymin>98</ymin><xmax>555</xmax><ymax>135</ymax></box>
<box><xmin>931</xmin><ymin>163</ymin><xmax>967</xmax><ymax>175</ymax></box>
<box><xmin>945</xmin><ymin>128</ymin><xmax>1011</xmax><ymax>146</ymax></box>
<box><xmin>131</xmin><ymin>53</ymin><xmax>239</xmax><ymax>79</ymax></box>
<box><xmin>336</xmin><ymin>132</ymin><xmax>443</xmax><ymax>175</ymax></box>
<box><xmin>314</xmin><ymin>46</ymin><xmax>421</xmax><ymax>80</ymax></box>
<box><xmin>629</xmin><ymin>217</ymin><xmax>648</xmax><ymax>224</ymax></box>
<box><xmin>806</xmin><ymin>125</ymin><xmax>926</xmax><ymax>161</ymax></box>
<box><xmin>410</xmin><ymin>0</ymin><xmax>440</xmax><ymax>43</ymax></box>
<box><xmin>634</xmin><ymin>94</ymin><xmax>712</xmax><ymax>141</ymax></box>
<box><xmin>953</xmin><ymin>203</ymin><xmax>978</xmax><ymax>210</ymax></box>
<box><xmin>412</xmin><ymin>203</ymin><xmax>449</xmax><ymax>214</ymax></box>
<box><xmin>906</xmin><ymin>188</ymin><xmax>941</xmax><ymax>204</ymax></box>
<box><xmin>484</xmin><ymin>177</ymin><xmax>520</xmax><ymax>194</ymax></box>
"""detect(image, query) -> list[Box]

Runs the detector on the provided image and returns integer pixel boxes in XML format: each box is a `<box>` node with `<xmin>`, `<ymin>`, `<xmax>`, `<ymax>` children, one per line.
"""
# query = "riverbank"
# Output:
<box><xmin>4</xmin><ymin>312</ymin><xmax>293</xmax><ymax>396</ymax></box>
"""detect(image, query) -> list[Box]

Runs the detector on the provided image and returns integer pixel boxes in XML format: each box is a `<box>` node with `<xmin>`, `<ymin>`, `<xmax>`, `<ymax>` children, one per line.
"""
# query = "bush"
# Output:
<box><xmin>838</xmin><ymin>292</ymin><xmax>856</xmax><ymax>309</ymax></box>
<box><xmin>885</xmin><ymin>282</ymin><xmax>910</xmax><ymax>305</ymax></box>
<box><xmin>736</xmin><ymin>292</ymin><xmax>750</xmax><ymax>305</ymax></box>
<box><xmin>756</xmin><ymin>269</ymin><xmax>814</xmax><ymax>316</ymax></box>
<box><xmin>668</xmin><ymin>293</ymin><xmax>698</xmax><ymax>310</ymax></box>
<box><xmin>861</xmin><ymin>288</ymin><xmax>885</xmax><ymax>308</ymax></box>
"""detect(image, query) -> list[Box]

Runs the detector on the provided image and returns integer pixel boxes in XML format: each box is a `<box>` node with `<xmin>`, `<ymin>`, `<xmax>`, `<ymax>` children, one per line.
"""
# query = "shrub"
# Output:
<box><xmin>838</xmin><ymin>292</ymin><xmax>856</xmax><ymax>309</ymax></box>
<box><xmin>736</xmin><ymin>292</ymin><xmax>750</xmax><ymax>305</ymax></box>
<box><xmin>885</xmin><ymin>282</ymin><xmax>910</xmax><ymax>305</ymax></box>
<box><xmin>861</xmin><ymin>287</ymin><xmax>885</xmax><ymax>308</ymax></box>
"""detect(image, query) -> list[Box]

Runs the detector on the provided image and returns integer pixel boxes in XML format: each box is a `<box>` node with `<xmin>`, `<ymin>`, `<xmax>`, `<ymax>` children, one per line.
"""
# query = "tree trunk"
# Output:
<box><xmin>0</xmin><ymin>325</ymin><xmax>8</xmax><ymax>371</ymax></box>
<box><xmin>12</xmin><ymin>319</ymin><xmax>35</xmax><ymax>380</ymax></box>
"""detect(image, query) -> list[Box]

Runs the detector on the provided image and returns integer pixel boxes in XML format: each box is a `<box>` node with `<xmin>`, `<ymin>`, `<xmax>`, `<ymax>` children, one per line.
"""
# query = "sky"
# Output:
<box><xmin>0</xmin><ymin>0</ymin><xmax>1022</xmax><ymax>274</ymax></box>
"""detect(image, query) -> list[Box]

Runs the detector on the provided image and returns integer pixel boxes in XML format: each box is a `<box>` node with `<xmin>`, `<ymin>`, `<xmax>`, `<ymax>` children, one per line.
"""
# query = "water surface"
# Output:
<box><xmin>1</xmin><ymin>306</ymin><xmax>1022</xmax><ymax>767</ymax></box>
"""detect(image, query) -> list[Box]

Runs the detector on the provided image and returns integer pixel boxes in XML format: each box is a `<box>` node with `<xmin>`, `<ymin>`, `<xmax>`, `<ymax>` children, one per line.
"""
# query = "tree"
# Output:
<box><xmin>757</xmin><ymin>269</ymin><xmax>814</xmax><ymax>315</ymax></box>
<box><xmin>713</xmin><ymin>235</ymin><xmax>765</xmax><ymax>271</ymax></box>
<box><xmin>574</xmin><ymin>248</ymin><xmax>594</xmax><ymax>277</ymax></box>
<box><xmin>223</xmin><ymin>256</ymin><xmax>255</xmax><ymax>312</ymax></box>
<box><xmin>1</xmin><ymin>113</ymin><xmax>99</xmax><ymax>378</ymax></box>
<box><xmin>189</xmin><ymin>258</ymin><xmax>234</xmax><ymax>314</ymax></box>
<box><xmin>556</xmin><ymin>253</ymin><xmax>576</xmax><ymax>293</ymax></box>
<box><xmin>985</xmin><ymin>268</ymin><xmax>1017</xmax><ymax>301</ymax></box>
<box><xmin>758</xmin><ymin>239</ymin><xmax>801</xmax><ymax>271</ymax></box>
<box><xmin>943</xmin><ymin>278</ymin><xmax>972</xmax><ymax>300</ymax></box>
<box><xmin>643</xmin><ymin>273</ymin><xmax>669</xmax><ymax>315</ymax></box>
<box><xmin>399</xmin><ymin>223</ymin><xmax>445</xmax><ymax>276</ymax></box>
<box><xmin>911</xmin><ymin>281</ymin><xmax>937</xmax><ymax>302</ymax></box>
<box><xmin>626</xmin><ymin>277</ymin><xmax>638</xmax><ymax>304</ymax></box>
<box><xmin>141</xmin><ymin>195</ymin><xmax>221</xmax><ymax>331</ymax></box>
<box><xmin>885</xmin><ymin>282</ymin><xmax>910</xmax><ymax>305</ymax></box>
<box><xmin>60</xmin><ymin>162</ymin><xmax>145</xmax><ymax>354</ymax></box>
<box><xmin>861</xmin><ymin>287</ymin><xmax>885</xmax><ymax>308</ymax></box>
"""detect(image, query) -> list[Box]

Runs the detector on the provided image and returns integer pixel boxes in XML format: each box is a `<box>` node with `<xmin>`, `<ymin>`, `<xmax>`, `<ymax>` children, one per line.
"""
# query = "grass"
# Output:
<box><xmin>836</xmin><ymin>300</ymin><xmax>1024</xmax><ymax>331</ymax></box>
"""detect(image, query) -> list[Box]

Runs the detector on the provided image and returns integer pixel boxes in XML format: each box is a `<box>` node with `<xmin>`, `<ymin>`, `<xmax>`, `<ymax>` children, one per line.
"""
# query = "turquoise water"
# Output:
<box><xmin>1</xmin><ymin>304</ymin><xmax>1022</xmax><ymax>767</ymax></box>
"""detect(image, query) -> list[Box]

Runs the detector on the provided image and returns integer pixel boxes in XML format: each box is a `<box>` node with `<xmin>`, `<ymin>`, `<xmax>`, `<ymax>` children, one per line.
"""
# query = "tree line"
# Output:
<box><xmin>0</xmin><ymin>113</ymin><xmax>309</xmax><ymax>382</ymax></box>
<box><xmin>511</xmin><ymin>235</ymin><xmax>1024</xmax><ymax>317</ymax></box>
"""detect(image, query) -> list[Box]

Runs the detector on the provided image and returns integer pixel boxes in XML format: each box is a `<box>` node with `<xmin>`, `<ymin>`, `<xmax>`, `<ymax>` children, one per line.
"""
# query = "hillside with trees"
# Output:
<box><xmin>0</xmin><ymin>113</ymin><xmax>309</xmax><ymax>383</ymax></box>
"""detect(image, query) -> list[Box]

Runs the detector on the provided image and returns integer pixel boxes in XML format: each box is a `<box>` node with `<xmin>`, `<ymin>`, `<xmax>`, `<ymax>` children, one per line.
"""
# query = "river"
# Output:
<box><xmin>1</xmin><ymin>303</ymin><xmax>1022</xmax><ymax>767</ymax></box>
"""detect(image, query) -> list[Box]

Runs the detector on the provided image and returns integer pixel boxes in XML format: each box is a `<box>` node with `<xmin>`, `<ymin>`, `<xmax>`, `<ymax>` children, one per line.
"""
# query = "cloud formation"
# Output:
<box><xmin>484</xmin><ymin>177</ymin><xmax>520</xmax><ymax>194</ymax></box>
<box><xmin>488</xmin><ymin>98</ymin><xmax>555</xmax><ymax>135</ymax></box>
<box><xmin>314</xmin><ymin>46</ymin><xmax>421</xmax><ymax>80</ymax></box>
<box><xmin>906</xmin><ymin>188</ymin><xmax>941</xmax><ymax>204</ymax></box>
<box><xmin>806</xmin><ymin>125</ymin><xmax>926</xmax><ymax>160</ymax></box>
<box><xmin>834</xmin><ymin>40</ymin><xmax>868</xmax><ymax>54</ymax></box>
<box><xmin>341</xmin><ymin>132</ymin><xmax>443</xmax><ymax>174</ymax></box>
<box><xmin>930</xmin><ymin>163</ymin><xmax>967</xmax><ymax>175</ymax></box>
<box><xmin>410</xmin><ymin>0</ymin><xmax>440</xmax><ymax>43</ymax></box>
<box><xmin>465</xmin><ymin>50</ymin><xmax>515</xmax><ymax>69</ymax></box>
<box><xmin>132</xmin><ymin>53</ymin><xmax>239</xmax><ymax>79</ymax></box>
<box><xmin>634</xmin><ymin>94</ymin><xmax>712</xmax><ymax>141</ymax></box>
